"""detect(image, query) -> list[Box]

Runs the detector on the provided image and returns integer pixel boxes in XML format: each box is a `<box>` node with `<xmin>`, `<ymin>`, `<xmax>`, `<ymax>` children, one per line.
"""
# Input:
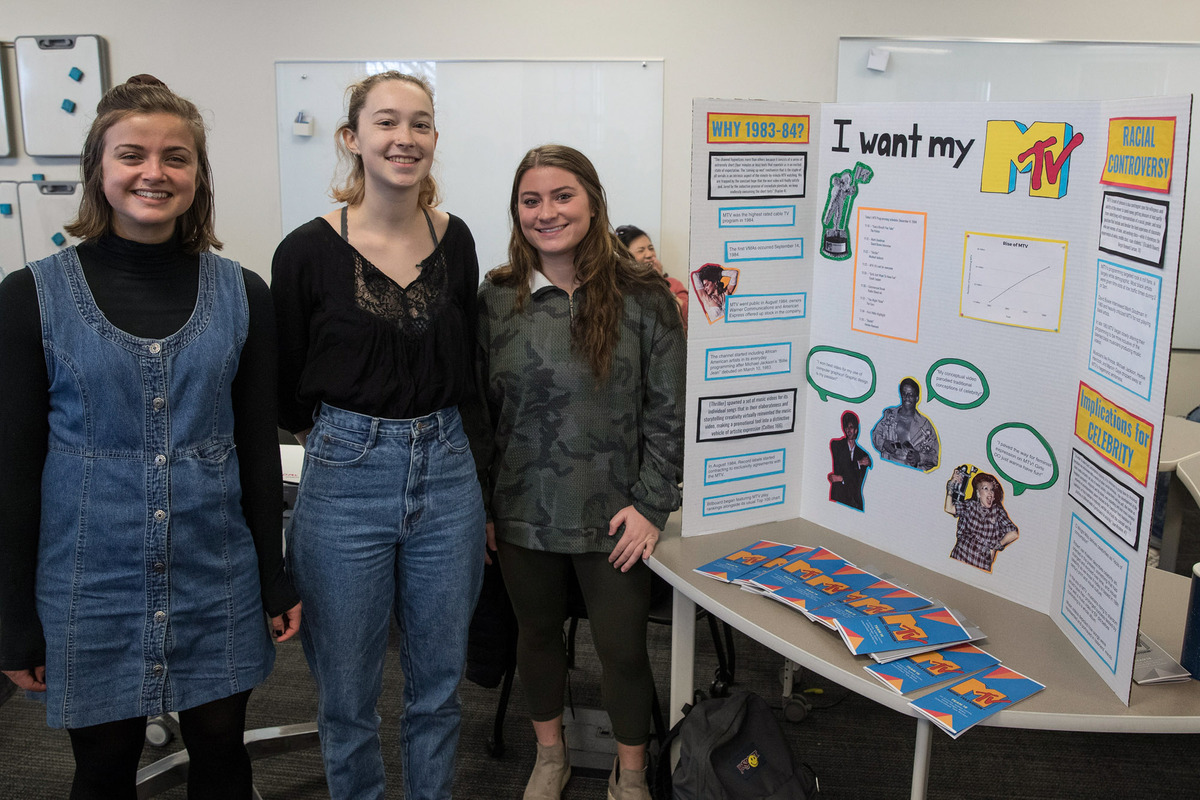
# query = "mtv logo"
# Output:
<box><xmin>981</xmin><ymin>120</ymin><xmax>1085</xmax><ymax>199</ymax></box>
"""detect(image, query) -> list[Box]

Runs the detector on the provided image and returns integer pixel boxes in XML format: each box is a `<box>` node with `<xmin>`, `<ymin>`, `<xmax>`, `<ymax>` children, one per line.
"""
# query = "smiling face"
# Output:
<box><xmin>626</xmin><ymin>234</ymin><xmax>658</xmax><ymax>268</ymax></box>
<box><xmin>343</xmin><ymin>78</ymin><xmax>437</xmax><ymax>196</ymax></box>
<box><xmin>842</xmin><ymin>417</ymin><xmax>859</xmax><ymax>441</ymax></box>
<box><xmin>899</xmin><ymin>381</ymin><xmax>920</xmax><ymax>410</ymax></box>
<box><xmin>101</xmin><ymin>112</ymin><xmax>198</xmax><ymax>243</ymax></box>
<box><xmin>517</xmin><ymin>166</ymin><xmax>593</xmax><ymax>265</ymax></box>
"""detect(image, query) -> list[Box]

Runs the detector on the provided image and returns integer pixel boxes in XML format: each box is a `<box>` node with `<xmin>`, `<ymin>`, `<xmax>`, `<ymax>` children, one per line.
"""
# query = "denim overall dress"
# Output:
<box><xmin>28</xmin><ymin>247</ymin><xmax>274</xmax><ymax>729</ymax></box>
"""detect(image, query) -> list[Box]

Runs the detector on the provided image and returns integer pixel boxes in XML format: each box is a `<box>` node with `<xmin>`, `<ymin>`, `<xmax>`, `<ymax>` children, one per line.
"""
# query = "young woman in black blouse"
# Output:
<box><xmin>0</xmin><ymin>75</ymin><xmax>300</xmax><ymax>799</ymax></box>
<box><xmin>271</xmin><ymin>71</ymin><xmax>485</xmax><ymax>800</ymax></box>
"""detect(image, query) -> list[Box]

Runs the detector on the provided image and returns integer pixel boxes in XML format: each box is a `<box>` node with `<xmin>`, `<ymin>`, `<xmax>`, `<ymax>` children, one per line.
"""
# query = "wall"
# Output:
<box><xmin>3</xmin><ymin>0</ymin><xmax>1198</xmax><ymax>401</ymax></box>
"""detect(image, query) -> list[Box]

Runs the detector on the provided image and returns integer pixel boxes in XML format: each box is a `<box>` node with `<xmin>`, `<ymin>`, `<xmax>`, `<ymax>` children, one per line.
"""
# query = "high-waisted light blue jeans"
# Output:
<box><xmin>289</xmin><ymin>404</ymin><xmax>485</xmax><ymax>800</ymax></box>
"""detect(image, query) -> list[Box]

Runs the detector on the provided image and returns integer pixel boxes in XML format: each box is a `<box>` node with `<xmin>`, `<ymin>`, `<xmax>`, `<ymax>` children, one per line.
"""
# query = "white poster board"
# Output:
<box><xmin>685</xmin><ymin>95</ymin><xmax>1190</xmax><ymax>704</ymax></box>
<box><xmin>837</xmin><ymin>37</ymin><xmax>1200</xmax><ymax>350</ymax></box>
<box><xmin>276</xmin><ymin>60</ymin><xmax>663</xmax><ymax>275</ymax></box>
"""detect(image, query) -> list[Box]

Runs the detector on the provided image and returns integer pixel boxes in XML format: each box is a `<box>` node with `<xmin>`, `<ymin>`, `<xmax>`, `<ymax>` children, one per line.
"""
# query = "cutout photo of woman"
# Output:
<box><xmin>944</xmin><ymin>467</ymin><xmax>1019</xmax><ymax>572</ymax></box>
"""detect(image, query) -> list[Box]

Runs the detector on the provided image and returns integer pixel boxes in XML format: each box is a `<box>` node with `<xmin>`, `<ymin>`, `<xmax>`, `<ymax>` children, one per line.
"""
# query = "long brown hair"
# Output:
<box><xmin>330</xmin><ymin>71</ymin><xmax>441</xmax><ymax>208</ymax></box>
<box><xmin>65</xmin><ymin>74</ymin><xmax>221</xmax><ymax>252</ymax></box>
<box><xmin>490</xmin><ymin>144</ymin><xmax>670</xmax><ymax>381</ymax></box>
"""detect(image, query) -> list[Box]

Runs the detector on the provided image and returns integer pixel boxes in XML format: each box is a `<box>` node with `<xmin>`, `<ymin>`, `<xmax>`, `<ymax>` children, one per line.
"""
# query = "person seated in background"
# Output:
<box><xmin>616</xmin><ymin>224</ymin><xmax>687</xmax><ymax>330</ymax></box>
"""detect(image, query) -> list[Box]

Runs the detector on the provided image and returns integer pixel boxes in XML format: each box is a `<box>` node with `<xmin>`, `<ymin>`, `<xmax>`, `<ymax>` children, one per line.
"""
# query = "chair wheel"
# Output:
<box><xmin>145</xmin><ymin>717</ymin><xmax>173</xmax><ymax>747</ymax></box>
<box><xmin>783</xmin><ymin>699</ymin><xmax>808</xmax><ymax>723</ymax></box>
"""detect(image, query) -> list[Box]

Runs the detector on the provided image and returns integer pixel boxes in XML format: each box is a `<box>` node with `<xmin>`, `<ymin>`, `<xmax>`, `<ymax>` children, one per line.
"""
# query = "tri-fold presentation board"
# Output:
<box><xmin>15</xmin><ymin>35</ymin><xmax>107</xmax><ymax>157</ymax></box>
<box><xmin>683</xmin><ymin>95</ymin><xmax>1190</xmax><ymax>703</ymax></box>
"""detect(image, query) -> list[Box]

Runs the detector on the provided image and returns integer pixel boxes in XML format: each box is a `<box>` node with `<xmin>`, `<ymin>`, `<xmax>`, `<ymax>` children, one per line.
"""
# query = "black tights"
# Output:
<box><xmin>66</xmin><ymin>690</ymin><xmax>253</xmax><ymax>800</ymax></box>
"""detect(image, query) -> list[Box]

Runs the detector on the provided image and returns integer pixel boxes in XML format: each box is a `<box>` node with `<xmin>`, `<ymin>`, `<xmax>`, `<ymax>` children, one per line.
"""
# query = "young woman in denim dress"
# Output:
<box><xmin>271</xmin><ymin>71</ymin><xmax>485</xmax><ymax>800</ymax></box>
<box><xmin>0</xmin><ymin>75</ymin><xmax>301</xmax><ymax>799</ymax></box>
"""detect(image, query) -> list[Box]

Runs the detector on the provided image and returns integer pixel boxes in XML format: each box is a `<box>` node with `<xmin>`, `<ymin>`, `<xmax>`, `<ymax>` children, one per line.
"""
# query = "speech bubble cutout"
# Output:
<box><xmin>806</xmin><ymin>346</ymin><xmax>876</xmax><ymax>403</ymax></box>
<box><xmin>925</xmin><ymin>358</ymin><xmax>990</xmax><ymax>410</ymax></box>
<box><xmin>987</xmin><ymin>423</ymin><xmax>1059</xmax><ymax>496</ymax></box>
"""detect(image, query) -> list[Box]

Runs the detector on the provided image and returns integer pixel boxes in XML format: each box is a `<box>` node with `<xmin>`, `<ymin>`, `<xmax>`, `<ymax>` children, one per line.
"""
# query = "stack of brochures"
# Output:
<box><xmin>695</xmin><ymin>539</ymin><xmax>1045</xmax><ymax>737</ymax></box>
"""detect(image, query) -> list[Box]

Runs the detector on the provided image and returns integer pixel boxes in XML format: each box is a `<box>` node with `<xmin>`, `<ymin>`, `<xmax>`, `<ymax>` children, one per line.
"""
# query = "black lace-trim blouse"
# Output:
<box><xmin>271</xmin><ymin>212</ymin><xmax>480</xmax><ymax>430</ymax></box>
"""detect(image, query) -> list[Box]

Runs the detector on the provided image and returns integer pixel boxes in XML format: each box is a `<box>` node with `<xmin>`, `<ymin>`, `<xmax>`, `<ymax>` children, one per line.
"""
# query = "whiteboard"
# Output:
<box><xmin>276</xmin><ymin>60</ymin><xmax>664</xmax><ymax>275</ymax></box>
<box><xmin>837</xmin><ymin>37</ymin><xmax>1200</xmax><ymax>349</ymax></box>
<box><xmin>0</xmin><ymin>57</ymin><xmax>12</xmax><ymax>157</ymax></box>
<box><xmin>0</xmin><ymin>182</ymin><xmax>23</xmax><ymax>275</ymax></box>
<box><xmin>17</xmin><ymin>181</ymin><xmax>81</xmax><ymax>263</ymax></box>
<box><xmin>15</xmin><ymin>35</ymin><xmax>107</xmax><ymax>157</ymax></box>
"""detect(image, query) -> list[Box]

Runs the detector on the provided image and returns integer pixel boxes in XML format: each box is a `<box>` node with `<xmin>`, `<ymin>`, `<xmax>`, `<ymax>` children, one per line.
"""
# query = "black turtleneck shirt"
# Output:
<box><xmin>0</xmin><ymin>234</ymin><xmax>297</xmax><ymax>672</ymax></box>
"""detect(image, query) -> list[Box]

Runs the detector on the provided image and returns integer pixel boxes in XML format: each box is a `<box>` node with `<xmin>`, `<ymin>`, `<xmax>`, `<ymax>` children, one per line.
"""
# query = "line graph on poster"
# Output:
<box><xmin>959</xmin><ymin>231</ymin><xmax>1067</xmax><ymax>332</ymax></box>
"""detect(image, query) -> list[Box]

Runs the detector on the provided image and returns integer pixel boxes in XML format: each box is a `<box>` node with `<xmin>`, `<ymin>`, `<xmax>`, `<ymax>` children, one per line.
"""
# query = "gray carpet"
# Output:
<box><xmin>4</xmin><ymin>488</ymin><xmax>1200</xmax><ymax>798</ymax></box>
<box><xmin>4</xmin><ymin>611</ymin><xmax>1200</xmax><ymax>799</ymax></box>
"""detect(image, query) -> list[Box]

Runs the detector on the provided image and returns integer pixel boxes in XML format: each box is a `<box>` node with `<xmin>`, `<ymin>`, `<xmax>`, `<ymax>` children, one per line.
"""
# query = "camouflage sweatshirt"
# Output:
<box><xmin>468</xmin><ymin>269</ymin><xmax>686</xmax><ymax>554</ymax></box>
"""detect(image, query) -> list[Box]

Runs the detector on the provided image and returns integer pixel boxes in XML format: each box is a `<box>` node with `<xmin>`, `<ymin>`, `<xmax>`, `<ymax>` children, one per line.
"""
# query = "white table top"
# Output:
<box><xmin>650</xmin><ymin>515</ymin><xmax>1200</xmax><ymax>733</ymax></box>
<box><xmin>1160</xmin><ymin>415</ymin><xmax>1200</xmax><ymax>471</ymax></box>
<box><xmin>1176</xmin><ymin>453</ymin><xmax>1200</xmax><ymax>511</ymax></box>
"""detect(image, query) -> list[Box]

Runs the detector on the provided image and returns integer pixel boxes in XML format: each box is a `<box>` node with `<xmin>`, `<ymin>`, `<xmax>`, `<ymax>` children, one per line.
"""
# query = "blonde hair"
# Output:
<box><xmin>330</xmin><ymin>71</ymin><xmax>441</xmax><ymax>208</ymax></box>
<box><xmin>65</xmin><ymin>74</ymin><xmax>221</xmax><ymax>252</ymax></box>
<box><xmin>489</xmin><ymin>144</ymin><xmax>669</xmax><ymax>382</ymax></box>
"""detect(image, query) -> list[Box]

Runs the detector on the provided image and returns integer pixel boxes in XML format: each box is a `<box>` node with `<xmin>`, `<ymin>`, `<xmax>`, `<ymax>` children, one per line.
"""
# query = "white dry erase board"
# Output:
<box><xmin>0</xmin><ymin>182</ymin><xmax>24</xmax><ymax>276</ymax></box>
<box><xmin>276</xmin><ymin>60</ymin><xmax>664</xmax><ymax>274</ymax></box>
<box><xmin>0</xmin><ymin>58</ymin><xmax>13</xmax><ymax>158</ymax></box>
<box><xmin>15</xmin><ymin>35</ymin><xmax>108</xmax><ymax>157</ymax></box>
<box><xmin>837</xmin><ymin>37</ymin><xmax>1200</xmax><ymax>349</ymax></box>
<box><xmin>18</xmin><ymin>181</ymin><xmax>81</xmax><ymax>263</ymax></box>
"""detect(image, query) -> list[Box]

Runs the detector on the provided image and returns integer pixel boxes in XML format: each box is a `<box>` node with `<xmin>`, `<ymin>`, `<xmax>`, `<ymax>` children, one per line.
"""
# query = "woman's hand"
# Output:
<box><xmin>484</xmin><ymin>521</ymin><xmax>497</xmax><ymax>565</ymax></box>
<box><xmin>271</xmin><ymin>601</ymin><xmax>303</xmax><ymax>642</ymax></box>
<box><xmin>3</xmin><ymin>666</ymin><xmax>46</xmax><ymax>692</ymax></box>
<box><xmin>607</xmin><ymin>505</ymin><xmax>660</xmax><ymax>572</ymax></box>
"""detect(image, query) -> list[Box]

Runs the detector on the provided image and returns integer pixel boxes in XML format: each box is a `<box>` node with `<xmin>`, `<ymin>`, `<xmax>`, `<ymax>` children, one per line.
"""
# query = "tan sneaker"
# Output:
<box><xmin>606</xmin><ymin>757</ymin><xmax>650</xmax><ymax>800</ymax></box>
<box><xmin>522</xmin><ymin>736</ymin><xmax>571</xmax><ymax>800</ymax></box>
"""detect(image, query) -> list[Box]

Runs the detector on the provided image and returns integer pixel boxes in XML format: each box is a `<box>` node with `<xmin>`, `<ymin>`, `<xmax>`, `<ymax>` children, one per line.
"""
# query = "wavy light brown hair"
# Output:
<box><xmin>65</xmin><ymin>74</ymin><xmax>220</xmax><ymax>252</ymax></box>
<box><xmin>490</xmin><ymin>144</ymin><xmax>670</xmax><ymax>382</ymax></box>
<box><xmin>330</xmin><ymin>71</ymin><xmax>441</xmax><ymax>208</ymax></box>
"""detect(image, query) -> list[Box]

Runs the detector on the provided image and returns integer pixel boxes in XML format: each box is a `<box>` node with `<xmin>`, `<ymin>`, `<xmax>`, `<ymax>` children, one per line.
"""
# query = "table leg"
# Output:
<box><xmin>670</xmin><ymin>588</ymin><xmax>696</xmax><ymax>726</ymax></box>
<box><xmin>910</xmin><ymin>717</ymin><xmax>932</xmax><ymax>800</ymax></box>
<box><xmin>1161</xmin><ymin>473</ymin><xmax>1184</xmax><ymax>573</ymax></box>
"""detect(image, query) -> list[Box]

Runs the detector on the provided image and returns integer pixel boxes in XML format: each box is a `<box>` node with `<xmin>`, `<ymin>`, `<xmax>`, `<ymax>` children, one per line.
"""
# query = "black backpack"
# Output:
<box><xmin>656</xmin><ymin>691</ymin><xmax>817</xmax><ymax>800</ymax></box>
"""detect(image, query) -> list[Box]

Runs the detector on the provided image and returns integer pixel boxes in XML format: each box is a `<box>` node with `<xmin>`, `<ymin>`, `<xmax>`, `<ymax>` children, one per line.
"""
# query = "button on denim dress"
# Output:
<box><xmin>28</xmin><ymin>247</ymin><xmax>274</xmax><ymax>729</ymax></box>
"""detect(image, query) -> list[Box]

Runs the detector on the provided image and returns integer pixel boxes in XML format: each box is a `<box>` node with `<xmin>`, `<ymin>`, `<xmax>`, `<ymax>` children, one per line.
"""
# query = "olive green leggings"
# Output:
<box><xmin>497</xmin><ymin>541</ymin><xmax>653</xmax><ymax>746</ymax></box>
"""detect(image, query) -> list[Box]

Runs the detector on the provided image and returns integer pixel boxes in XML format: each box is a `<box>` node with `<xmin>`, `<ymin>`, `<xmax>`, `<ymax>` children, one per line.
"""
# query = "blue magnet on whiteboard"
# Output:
<box><xmin>52</xmin><ymin>232</ymin><xmax>67</xmax><ymax>246</ymax></box>
<box><xmin>69</xmin><ymin>66</ymin><xmax>84</xmax><ymax>81</ymax></box>
<box><xmin>62</xmin><ymin>99</ymin><xmax>77</xmax><ymax>113</ymax></box>
<box><xmin>32</xmin><ymin>173</ymin><xmax>45</xmax><ymax>181</ymax></box>
<box><xmin>0</xmin><ymin>204</ymin><xmax>12</xmax><ymax>215</ymax></box>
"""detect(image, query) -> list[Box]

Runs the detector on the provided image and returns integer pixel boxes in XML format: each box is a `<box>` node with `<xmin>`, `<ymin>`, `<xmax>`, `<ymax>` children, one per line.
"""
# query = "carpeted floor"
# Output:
<box><xmin>3</xmin><ymin>493</ymin><xmax>1200</xmax><ymax>798</ymax></box>
<box><xmin>4</xmin><ymin>608</ymin><xmax>1200</xmax><ymax>799</ymax></box>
